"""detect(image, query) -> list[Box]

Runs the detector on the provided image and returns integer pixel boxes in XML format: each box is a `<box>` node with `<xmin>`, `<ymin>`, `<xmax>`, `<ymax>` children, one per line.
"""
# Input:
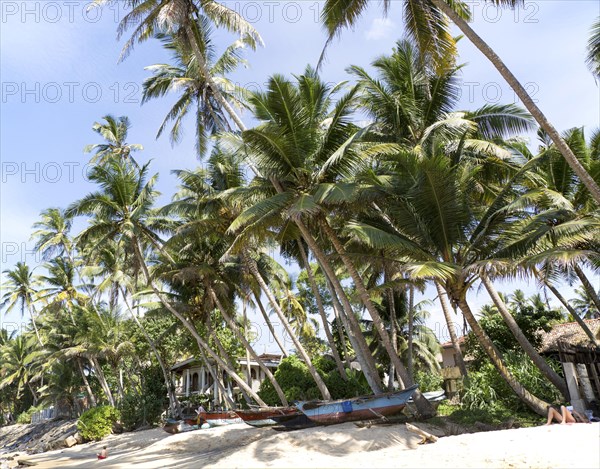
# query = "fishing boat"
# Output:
<box><xmin>405</xmin><ymin>390</ymin><xmax>446</xmax><ymax>415</ymax></box>
<box><xmin>295</xmin><ymin>384</ymin><xmax>419</xmax><ymax>425</ymax></box>
<box><xmin>235</xmin><ymin>407</ymin><xmax>298</xmax><ymax>428</ymax></box>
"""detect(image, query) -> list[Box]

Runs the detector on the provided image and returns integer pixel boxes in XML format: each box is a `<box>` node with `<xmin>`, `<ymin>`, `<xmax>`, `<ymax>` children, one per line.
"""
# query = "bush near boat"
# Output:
<box><xmin>77</xmin><ymin>406</ymin><xmax>121</xmax><ymax>442</ymax></box>
<box><xmin>258</xmin><ymin>356</ymin><xmax>371</xmax><ymax>405</ymax></box>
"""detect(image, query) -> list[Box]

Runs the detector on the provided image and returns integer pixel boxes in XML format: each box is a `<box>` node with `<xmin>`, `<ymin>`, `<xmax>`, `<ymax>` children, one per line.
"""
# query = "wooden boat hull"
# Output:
<box><xmin>197</xmin><ymin>411</ymin><xmax>242</xmax><ymax>426</ymax></box>
<box><xmin>271</xmin><ymin>412</ymin><xmax>317</xmax><ymax>431</ymax></box>
<box><xmin>296</xmin><ymin>384</ymin><xmax>419</xmax><ymax>425</ymax></box>
<box><xmin>236</xmin><ymin>407</ymin><xmax>298</xmax><ymax>428</ymax></box>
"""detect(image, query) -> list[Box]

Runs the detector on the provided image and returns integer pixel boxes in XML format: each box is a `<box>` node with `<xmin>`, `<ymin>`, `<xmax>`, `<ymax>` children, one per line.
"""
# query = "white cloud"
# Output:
<box><xmin>365</xmin><ymin>18</ymin><xmax>396</xmax><ymax>41</ymax></box>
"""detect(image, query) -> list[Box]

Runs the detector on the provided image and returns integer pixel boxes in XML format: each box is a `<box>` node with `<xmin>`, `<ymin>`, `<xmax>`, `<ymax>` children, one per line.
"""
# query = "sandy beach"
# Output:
<box><xmin>10</xmin><ymin>421</ymin><xmax>599</xmax><ymax>469</ymax></box>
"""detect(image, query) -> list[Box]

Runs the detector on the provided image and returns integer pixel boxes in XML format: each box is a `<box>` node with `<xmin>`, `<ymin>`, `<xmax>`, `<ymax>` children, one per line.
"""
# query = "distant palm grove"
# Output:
<box><xmin>2</xmin><ymin>0</ymin><xmax>600</xmax><ymax>428</ymax></box>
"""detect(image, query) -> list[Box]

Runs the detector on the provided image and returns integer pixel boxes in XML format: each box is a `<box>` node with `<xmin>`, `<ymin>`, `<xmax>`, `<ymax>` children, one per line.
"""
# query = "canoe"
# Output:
<box><xmin>235</xmin><ymin>407</ymin><xmax>298</xmax><ymax>428</ymax></box>
<box><xmin>295</xmin><ymin>384</ymin><xmax>419</xmax><ymax>425</ymax></box>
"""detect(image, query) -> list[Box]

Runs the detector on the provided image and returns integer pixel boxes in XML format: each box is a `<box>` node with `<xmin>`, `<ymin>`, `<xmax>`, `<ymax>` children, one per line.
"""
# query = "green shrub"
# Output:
<box><xmin>461</xmin><ymin>353</ymin><xmax>562</xmax><ymax>412</ymax></box>
<box><xmin>77</xmin><ymin>406</ymin><xmax>121</xmax><ymax>441</ymax></box>
<box><xmin>258</xmin><ymin>355</ymin><xmax>372</xmax><ymax>405</ymax></box>
<box><xmin>16</xmin><ymin>405</ymin><xmax>43</xmax><ymax>424</ymax></box>
<box><xmin>414</xmin><ymin>369</ymin><xmax>444</xmax><ymax>393</ymax></box>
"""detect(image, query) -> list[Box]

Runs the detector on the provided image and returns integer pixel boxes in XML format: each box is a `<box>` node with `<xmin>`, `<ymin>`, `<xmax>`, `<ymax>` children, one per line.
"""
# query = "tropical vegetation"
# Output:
<box><xmin>1</xmin><ymin>2</ymin><xmax>598</xmax><ymax>434</ymax></box>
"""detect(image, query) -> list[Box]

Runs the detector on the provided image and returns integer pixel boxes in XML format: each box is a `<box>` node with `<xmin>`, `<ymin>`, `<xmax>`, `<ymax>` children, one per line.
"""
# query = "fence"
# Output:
<box><xmin>30</xmin><ymin>406</ymin><xmax>56</xmax><ymax>424</ymax></box>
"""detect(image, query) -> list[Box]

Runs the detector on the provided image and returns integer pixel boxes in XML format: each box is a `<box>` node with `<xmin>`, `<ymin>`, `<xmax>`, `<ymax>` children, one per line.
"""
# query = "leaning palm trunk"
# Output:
<box><xmin>242</xmin><ymin>250</ymin><xmax>331</xmax><ymax>400</ymax></box>
<box><xmin>132</xmin><ymin>240</ymin><xmax>266</xmax><ymax>406</ymax></box>
<box><xmin>450</xmin><ymin>289</ymin><xmax>549</xmax><ymax>416</ymax></box>
<box><xmin>91</xmin><ymin>356</ymin><xmax>115</xmax><ymax>406</ymax></box>
<box><xmin>573</xmin><ymin>265</ymin><xmax>600</xmax><ymax>315</ymax></box>
<box><xmin>253</xmin><ymin>292</ymin><xmax>288</xmax><ymax>357</ymax></box>
<box><xmin>544</xmin><ymin>281</ymin><xmax>599</xmax><ymax>345</ymax></box>
<box><xmin>77</xmin><ymin>357</ymin><xmax>97</xmax><ymax>408</ymax></box>
<box><xmin>434</xmin><ymin>282</ymin><xmax>468</xmax><ymax>377</ymax></box>
<box><xmin>120</xmin><ymin>287</ymin><xmax>181</xmax><ymax>417</ymax></box>
<box><xmin>480</xmin><ymin>275</ymin><xmax>568</xmax><ymax>400</ymax></box>
<box><xmin>207</xmin><ymin>286</ymin><xmax>289</xmax><ymax>406</ymax></box>
<box><xmin>327</xmin><ymin>281</ymin><xmax>353</xmax><ymax>370</ymax></box>
<box><xmin>432</xmin><ymin>0</ymin><xmax>600</xmax><ymax>205</ymax></box>
<box><xmin>28</xmin><ymin>305</ymin><xmax>43</xmax><ymax>347</ymax></box>
<box><xmin>386</xmin><ymin>270</ymin><xmax>398</xmax><ymax>389</ymax></box>
<box><xmin>298</xmin><ymin>241</ymin><xmax>347</xmax><ymax>379</ymax></box>
<box><xmin>205</xmin><ymin>321</ymin><xmax>252</xmax><ymax>407</ymax></box>
<box><xmin>320</xmin><ymin>221</ymin><xmax>434</xmax><ymax>416</ymax></box>
<box><xmin>293</xmin><ymin>221</ymin><xmax>384</xmax><ymax>394</ymax></box>
<box><xmin>407</xmin><ymin>285</ymin><xmax>414</xmax><ymax>382</ymax></box>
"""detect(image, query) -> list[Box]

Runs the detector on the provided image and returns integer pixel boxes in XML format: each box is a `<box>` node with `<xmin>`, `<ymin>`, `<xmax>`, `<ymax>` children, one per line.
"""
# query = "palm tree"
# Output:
<box><xmin>1</xmin><ymin>263</ymin><xmax>44</xmax><ymax>345</ymax></box>
<box><xmin>84</xmin><ymin>115</ymin><xmax>143</xmax><ymax>166</ymax></box>
<box><xmin>0</xmin><ymin>333</ymin><xmax>43</xmax><ymax>405</ymax></box>
<box><xmin>116</xmin><ymin>0</ymin><xmax>262</xmax><ymax>133</ymax></box>
<box><xmin>227</xmin><ymin>68</ymin><xmax>384</xmax><ymax>395</ymax></box>
<box><xmin>587</xmin><ymin>17</ymin><xmax>600</xmax><ymax>78</ymax></box>
<box><xmin>320</xmin><ymin>0</ymin><xmax>600</xmax><ymax>204</ymax></box>
<box><xmin>67</xmin><ymin>157</ymin><xmax>266</xmax><ymax>406</ymax></box>
<box><xmin>572</xmin><ymin>286</ymin><xmax>600</xmax><ymax>319</ymax></box>
<box><xmin>142</xmin><ymin>17</ymin><xmax>249</xmax><ymax>157</ymax></box>
<box><xmin>31</xmin><ymin>208</ymin><xmax>73</xmax><ymax>260</ymax></box>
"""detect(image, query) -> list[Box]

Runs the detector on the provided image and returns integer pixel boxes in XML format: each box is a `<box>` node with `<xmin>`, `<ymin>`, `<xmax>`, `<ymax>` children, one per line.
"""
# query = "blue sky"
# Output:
<box><xmin>1</xmin><ymin>1</ymin><xmax>599</xmax><ymax>348</ymax></box>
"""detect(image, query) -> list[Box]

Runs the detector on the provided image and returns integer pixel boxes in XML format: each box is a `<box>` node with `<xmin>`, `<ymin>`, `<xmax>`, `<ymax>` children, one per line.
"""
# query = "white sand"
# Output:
<box><xmin>16</xmin><ymin>422</ymin><xmax>600</xmax><ymax>468</ymax></box>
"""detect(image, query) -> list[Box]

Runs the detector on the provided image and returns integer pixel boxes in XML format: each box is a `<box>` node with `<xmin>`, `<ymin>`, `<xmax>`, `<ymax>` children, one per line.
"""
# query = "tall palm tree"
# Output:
<box><xmin>320</xmin><ymin>0</ymin><xmax>600</xmax><ymax>204</ymax></box>
<box><xmin>1</xmin><ymin>263</ymin><xmax>44</xmax><ymax>345</ymax></box>
<box><xmin>116</xmin><ymin>0</ymin><xmax>262</xmax><ymax>133</ymax></box>
<box><xmin>142</xmin><ymin>17</ymin><xmax>249</xmax><ymax>157</ymax></box>
<box><xmin>227</xmin><ymin>68</ymin><xmax>384</xmax><ymax>395</ymax></box>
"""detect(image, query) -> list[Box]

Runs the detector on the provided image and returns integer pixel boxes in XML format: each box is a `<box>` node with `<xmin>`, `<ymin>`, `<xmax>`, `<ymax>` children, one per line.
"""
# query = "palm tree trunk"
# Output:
<box><xmin>320</xmin><ymin>220</ymin><xmax>434</xmax><ymax>416</ymax></box>
<box><xmin>407</xmin><ymin>285</ymin><xmax>414</xmax><ymax>382</ymax></box>
<box><xmin>294</xmin><ymin>221</ymin><xmax>384</xmax><ymax>394</ymax></box>
<box><xmin>77</xmin><ymin>357</ymin><xmax>97</xmax><ymax>408</ymax></box>
<box><xmin>297</xmin><ymin>241</ymin><xmax>347</xmax><ymax>379</ymax></box>
<box><xmin>327</xmin><ymin>282</ymin><xmax>353</xmax><ymax>370</ymax></box>
<box><xmin>544</xmin><ymin>281</ymin><xmax>599</xmax><ymax>345</ymax></box>
<box><xmin>386</xmin><ymin>270</ymin><xmax>398</xmax><ymax>389</ymax></box>
<box><xmin>253</xmin><ymin>291</ymin><xmax>289</xmax><ymax>357</ymax></box>
<box><xmin>205</xmin><ymin>321</ymin><xmax>252</xmax><ymax>407</ymax></box>
<box><xmin>480</xmin><ymin>275</ymin><xmax>569</xmax><ymax>400</ymax></box>
<box><xmin>432</xmin><ymin>0</ymin><xmax>600</xmax><ymax>204</ymax></box>
<box><xmin>242</xmin><ymin>300</ymin><xmax>252</xmax><ymax>386</ymax></box>
<box><xmin>207</xmin><ymin>286</ymin><xmax>289</xmax><ymax>406</ymax></box>
<box><xmin>131</xmin><ymin>239</ymin><xmax>266</xmax><ymax>406</ymax></box>
<box><xmin>27</xmin><ymin>382</ymin><xmax>38</xmax><ymax>406</ymax></box>
<box><xmin>434</xmin><ymin>282</ymin><xmax>468</xmax><ymax>377</ymax></box>
<box><xmin>450</xmin><ymin>288</ymin><xmax>549</xmax><ymax>416</ymax></box>
<box><xmin>242</xmin><ymin>250</ymin><xmax>331</xmax><ymax>400</ymax></box>
<box><xmin>119</xmin><ymin>287</ymin><xmax>181</xmax><ymax>418</ymax></box>
<box><xmin>91</xmin><ymin>356</ymin><xmax>115</xmax><ymax>406</ymax></box>
<box><xmin>28</xmin><ymin>305</ymin><xmax>43</xmax><ymax>347</ymax></box>
<box><xmin>573</xmin><ymin>265</ymin><xmax>600</xmax><ymax>314</ymax></box>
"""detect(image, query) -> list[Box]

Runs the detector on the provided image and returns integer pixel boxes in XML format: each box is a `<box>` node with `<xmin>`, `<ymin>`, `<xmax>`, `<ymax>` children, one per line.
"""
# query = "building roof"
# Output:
<box><xmin>539</xmin><ymin>319</ymin><xmax>600</xmax><ymax>353</ymax></box>
<box><xmin>170</xmin><ymin>353</ymin><xmax>283</xmax><ymax>372</ymax></box>
<box><xmin>440</xmin><ymin>336</ymin><xmax>466</xmax><ymax>349</ymax></box>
